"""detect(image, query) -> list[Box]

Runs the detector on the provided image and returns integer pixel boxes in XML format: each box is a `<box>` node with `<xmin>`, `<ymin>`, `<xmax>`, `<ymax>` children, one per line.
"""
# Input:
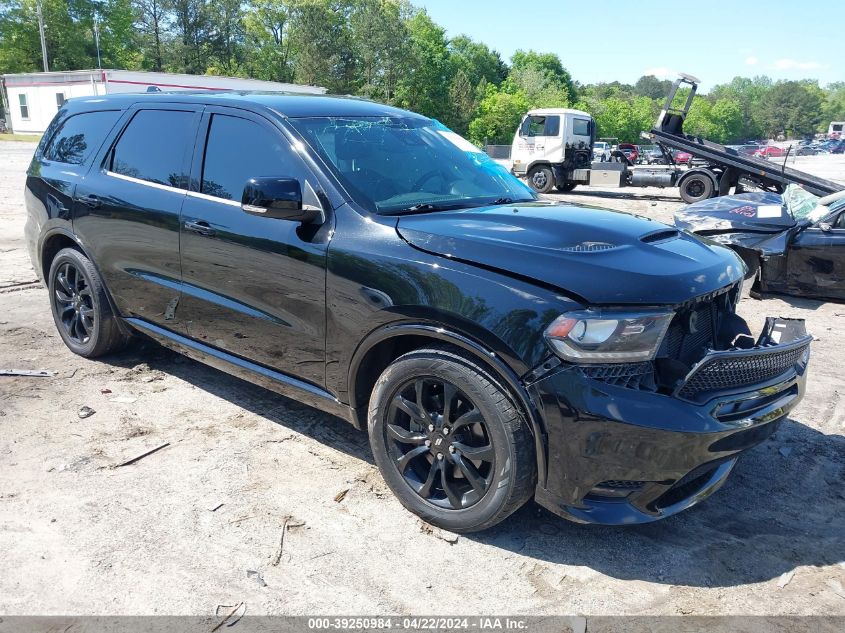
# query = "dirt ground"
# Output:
<box><xmin>1</xmin><ymin>140</ymin><xmax>844</xmax><ymax>616</ymax></box>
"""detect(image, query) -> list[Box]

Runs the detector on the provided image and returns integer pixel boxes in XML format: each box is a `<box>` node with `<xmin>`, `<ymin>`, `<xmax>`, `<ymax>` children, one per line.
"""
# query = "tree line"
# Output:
<box><xmin>2</xmin><ymin>0</ymin><xmax>843</xmax><ymax>145</ymax></box>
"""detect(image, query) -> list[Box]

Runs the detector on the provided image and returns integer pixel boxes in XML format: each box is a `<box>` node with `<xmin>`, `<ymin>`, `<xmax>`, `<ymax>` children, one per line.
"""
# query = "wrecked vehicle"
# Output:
<box><xmin>26</xmin><ymin>92</ymin><xmax>811</xmax><ymax>531</ymax></box>
<box><xmin>675</xmin><ymin>186</ymin><xmax>845</xmax><ymax>301</ymax></box>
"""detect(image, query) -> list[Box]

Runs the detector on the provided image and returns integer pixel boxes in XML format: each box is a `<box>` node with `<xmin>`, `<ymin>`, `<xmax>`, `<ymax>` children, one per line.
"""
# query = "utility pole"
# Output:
<box><xmin>94</xmin><ymin>18</ymin><xmax>102</xmax><ymax>69</ymax></box>
<box><xmin>36</xmin><ymin>0</ymin><xmax>49</xmax><ymax>72</ymax></box>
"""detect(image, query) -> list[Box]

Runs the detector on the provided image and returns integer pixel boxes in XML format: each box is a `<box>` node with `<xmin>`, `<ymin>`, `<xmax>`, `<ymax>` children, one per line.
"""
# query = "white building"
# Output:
<box><xmin>0</xmin><ymin>69</ymin><xmax>326</xmax><ymax>134</ymax></box>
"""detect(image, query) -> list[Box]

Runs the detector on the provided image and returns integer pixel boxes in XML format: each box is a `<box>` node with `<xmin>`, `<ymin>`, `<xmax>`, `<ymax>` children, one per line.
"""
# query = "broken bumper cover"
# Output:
<box><xmin>528</xmin><ymin>318</ymin><xmax>811</xmax><ymax>525</ymax></box>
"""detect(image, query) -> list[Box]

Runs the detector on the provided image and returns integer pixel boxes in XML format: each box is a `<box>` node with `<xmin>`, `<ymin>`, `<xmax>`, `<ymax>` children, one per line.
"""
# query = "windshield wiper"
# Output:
<box><xmin>390</xmin><ymin>202</ymin><xmax>467</xmax><ymax>214</ymax></box>
<box><xmin>473</xmin><ymin>197</ymin><xmax>535</xmax><ymax>207</ymax></box>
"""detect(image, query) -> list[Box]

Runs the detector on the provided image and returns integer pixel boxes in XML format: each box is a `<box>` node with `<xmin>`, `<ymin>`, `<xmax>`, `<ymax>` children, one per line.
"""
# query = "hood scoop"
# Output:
<box><xmin>641</xmin><ymin>229</ymin><xmax>680</xmax><ymax>244</ymax></box>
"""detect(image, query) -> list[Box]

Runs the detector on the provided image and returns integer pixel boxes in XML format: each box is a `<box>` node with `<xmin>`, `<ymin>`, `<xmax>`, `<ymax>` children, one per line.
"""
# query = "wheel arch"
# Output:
<box><xmin>39</xmin><ymin>228</ymin><xmax>84</xmax><ymax>282</ymax></box>
<box><xmin>525</xmin><ymin>160</ymin><xmax>555</xmax><ymax>178</ymax></box>
<box><xmin>677</xmin><ymin>167</ymin><xmax>718</xmax><ymax>191</ymax></box>
<box><xmin>347</xmin><ymin>322</ymin><xmax>548</xmax><ymax>485</ymax></box>
<box><xmin>39</xmin><ymin>228</ymin><xmax>131</xmax><ymax>337</ymax></box>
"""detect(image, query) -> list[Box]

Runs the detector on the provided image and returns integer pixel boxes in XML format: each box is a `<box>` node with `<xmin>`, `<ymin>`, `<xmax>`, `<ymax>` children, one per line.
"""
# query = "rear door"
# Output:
<box><xmin>28</xmin><ymin>109</ymin><xmax>123</xmax><ymax>236</ymax></box>
<box><xmin>177</xmin><ymin>107</ymin><xmax>329</xmax><ymax>386</ymax></box>
<box><xmin>73</xmin><ymin>104</ymin><xmax>203</xmax><ymax>332</ymax></box>
<box><xmin>785</xmin><ymin>212</ymin><xmax>845</xmax><ymax>300</ymax></box>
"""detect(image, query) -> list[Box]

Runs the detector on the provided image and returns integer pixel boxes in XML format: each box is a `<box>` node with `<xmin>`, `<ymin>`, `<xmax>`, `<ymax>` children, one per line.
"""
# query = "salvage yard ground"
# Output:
<box><xmin>1</xmin><ymin>140</ymin><xmax>844</xmax><ymax>616</ymax></box>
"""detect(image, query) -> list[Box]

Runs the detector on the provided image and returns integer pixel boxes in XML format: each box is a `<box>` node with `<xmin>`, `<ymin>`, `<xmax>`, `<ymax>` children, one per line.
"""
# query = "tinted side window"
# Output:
<box><xmin>544</xmin><ymin>116</ymin><xmax>560</xmax><ymax>136</ymax></box>
<box><xmin>112</xmin><ymin>110</ymin><xmax>195</xmax><ymax>188</ymax></box>
<box><xmin>43</xmin><ymin>110</ymin><xmax>121</xmax><ymax>165</ymax></box>
<box><xmin>201</xmin><ymin>114</ymin><xmax>302</xmax><ymax>201</ymax></box>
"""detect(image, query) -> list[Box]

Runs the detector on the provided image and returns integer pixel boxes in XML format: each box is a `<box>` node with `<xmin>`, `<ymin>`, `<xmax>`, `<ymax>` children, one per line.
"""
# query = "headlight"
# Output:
<box><xmin>544</xmin><ymin>309</ymin><xmax>674</xmax><ymax>363</ymax></box>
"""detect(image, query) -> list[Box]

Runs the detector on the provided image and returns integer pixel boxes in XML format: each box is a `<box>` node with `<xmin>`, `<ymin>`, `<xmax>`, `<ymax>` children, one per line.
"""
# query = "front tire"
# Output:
<box><xmin>48</xmin><ymin>248</ymin><xmax>130</xmax><ymax>358</ymax></box>
<box><xmin>368</xmin><ymin>348</ymin><xmax>535</xmax><ymax>533</ymax></box>
<box><xmin>527</xmin><ymin>165</ymin><xmax>555</xmax><ymax>193</ymax></box>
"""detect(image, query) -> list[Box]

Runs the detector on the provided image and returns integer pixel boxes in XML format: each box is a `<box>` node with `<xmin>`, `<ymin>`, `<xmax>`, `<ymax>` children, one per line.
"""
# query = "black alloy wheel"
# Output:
<box><xmin>385</xmin><ymin>376</ymin><xmax>495</xmax><ymax>510</ymax></box>
<box><xmin>52</xmin><ymin>260</ymin><xmax>95</xmax><ymax>344</ymax></box>
<box><xmin>47</xmin><ymin>248</ymin><xmax>130</xmax><ymax>357</ymax></box>
<box><xmin>368</xmin><ymin>347</ymin><xmax>535</xmax><ymax>532</ymax></box>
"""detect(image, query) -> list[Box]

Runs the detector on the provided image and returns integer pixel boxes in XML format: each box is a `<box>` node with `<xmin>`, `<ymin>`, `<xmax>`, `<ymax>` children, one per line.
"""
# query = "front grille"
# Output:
<box><xmin>580</xmin><ymin>362</ymin><xmax>656</xmax><ymax>390</ymax></box>
<box><xmin>677</xmin><ymin>343</ymin><xmax>809</xmax><ymax>401</ymax></box>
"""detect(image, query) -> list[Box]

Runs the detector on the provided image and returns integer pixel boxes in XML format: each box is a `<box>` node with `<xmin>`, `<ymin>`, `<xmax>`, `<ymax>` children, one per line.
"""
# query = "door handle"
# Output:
<box><xmin>76</xmin><ymin>194</ymin><xmax>101</xmax><ymax>209</ymax></box>
<box><xmin>184</xmin><ymin>219</ymin><xmax>214</xmax><ymax>236</ymax></box>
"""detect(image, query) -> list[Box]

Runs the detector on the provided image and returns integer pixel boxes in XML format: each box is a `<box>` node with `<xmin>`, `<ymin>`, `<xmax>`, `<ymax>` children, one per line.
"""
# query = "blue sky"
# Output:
<box><xmin>415</xmin><ymin>0</ymin><xmax>842</xmax><ymax>92</ymax></box>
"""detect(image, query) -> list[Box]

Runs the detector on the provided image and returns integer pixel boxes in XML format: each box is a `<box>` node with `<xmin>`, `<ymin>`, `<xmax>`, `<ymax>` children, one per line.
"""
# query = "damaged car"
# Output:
<box><xmin>26</xmin><ymin>92</ymin><xmax>812</xmax><ymax>531</ymax></box>
<box><xmin>674</xmin><ymin>185</ymin><xmax>845</xmax><ymax>301</ymax></box>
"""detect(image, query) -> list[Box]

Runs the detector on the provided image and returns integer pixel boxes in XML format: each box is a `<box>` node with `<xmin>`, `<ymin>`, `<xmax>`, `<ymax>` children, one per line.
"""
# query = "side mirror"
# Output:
<box><xmin>819</xmin><ymin>222</ymin><xmax>832</xmax><ymax>232</ymax></box>
<box><xmin>241</xmin><ymin>177</ymin><xmax>324</xmax><ymax>224</ymax></box>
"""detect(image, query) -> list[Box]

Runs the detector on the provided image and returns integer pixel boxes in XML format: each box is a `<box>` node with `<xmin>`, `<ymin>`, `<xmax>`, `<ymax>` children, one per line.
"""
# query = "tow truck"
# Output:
<box><xmin>507</xmin><ymin>74</ymin><xmax>844</xmax><ymax>203</ymax></box>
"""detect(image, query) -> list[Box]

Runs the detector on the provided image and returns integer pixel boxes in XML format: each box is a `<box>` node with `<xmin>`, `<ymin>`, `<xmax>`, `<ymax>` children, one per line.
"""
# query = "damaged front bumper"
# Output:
<box><xmin>527</xmin><ymin>317</ymin><xmax>811</xmax><ymax>525</ymax></box>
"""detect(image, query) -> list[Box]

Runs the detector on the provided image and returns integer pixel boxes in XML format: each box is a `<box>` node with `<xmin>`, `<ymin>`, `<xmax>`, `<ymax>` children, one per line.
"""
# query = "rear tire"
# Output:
<box><xmin>48</xmin><ymin>248</ymin><xmax>130</xmax><ymax>358</ymax></box>
<box><xmin>368</xmin><ymin>348</ymin><xmax>535</xmax><ymax>533</ymax></box>
<box><xmin>556</xmin><ymin>182</ymin><xmax>577</xmax><ymax>192</ymax></box>
<box><xmin>679</xmin><ymin>173</ymin><xmax>715</xmax><ymax>204</ymax></box>
<box><xmin>527</xmin><ymin>165</ymin><xmax>555</xmax><ymax>194</ymax></box>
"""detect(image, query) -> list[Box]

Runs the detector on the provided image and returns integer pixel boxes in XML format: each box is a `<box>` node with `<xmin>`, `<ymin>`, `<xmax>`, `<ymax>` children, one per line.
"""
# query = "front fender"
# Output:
<box><xmin>347</xmin><ymin>319</ymin><xmax>551</xmax><ymax>488</ymax></box>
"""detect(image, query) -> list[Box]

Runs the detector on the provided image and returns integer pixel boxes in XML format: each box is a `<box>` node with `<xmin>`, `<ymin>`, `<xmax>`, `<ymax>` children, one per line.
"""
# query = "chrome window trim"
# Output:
<box><xmin>105</xmin><ymin>170</ymin><xmax>186</xmax><ymax>195</ymax></box>
<box><xmin>187</xmin><ymin>190</ymin><xmax>241</xmax><ymax>207</ymax></box>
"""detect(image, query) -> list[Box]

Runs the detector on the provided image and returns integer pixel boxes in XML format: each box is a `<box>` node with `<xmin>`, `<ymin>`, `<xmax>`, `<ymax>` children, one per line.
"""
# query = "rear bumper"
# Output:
<box><xmin>528</xmin><ymin>322</ymin><xmax>810</xmax><ymax>525</ymax></box>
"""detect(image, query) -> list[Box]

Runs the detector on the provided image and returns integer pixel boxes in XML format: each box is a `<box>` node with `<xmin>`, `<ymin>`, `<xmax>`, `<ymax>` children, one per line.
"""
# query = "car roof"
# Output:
<box><xmin>63</xmin><ymin>91</ymin><xmax>428</xmax><ymax>120</ymax></box>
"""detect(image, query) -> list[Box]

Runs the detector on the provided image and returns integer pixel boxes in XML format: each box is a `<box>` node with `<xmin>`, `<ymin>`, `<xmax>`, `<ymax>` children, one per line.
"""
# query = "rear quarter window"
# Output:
<box><xmin>111</xmin><ymin>110</ymin><xmax>196</xmax><ymax>188</ymax></box>
<box><xmin>43</xmin><ymin>110</ymin><xmax>122</xmax><ymax>165</ymax></box>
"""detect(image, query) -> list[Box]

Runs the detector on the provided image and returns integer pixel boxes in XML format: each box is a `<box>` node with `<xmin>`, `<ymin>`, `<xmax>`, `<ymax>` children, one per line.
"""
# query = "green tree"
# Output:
<box><xmin>242</xmin><ymin>0</ymin><xmax>294</xmax><ymax>82</ymax></box>
<box><xmin>510</xmin><ymin>49</ymin><xmax>574</xmax><ymax>99</ymax></box>
<box><xmin>395</xmin><ymin>8</ymin><xmax>450</xmax><ymax>119</ymax></box>
<box><xmin>288</xmin><ymin>0</ymin><xmax>356</xmax><ymax>92</ymax></box>
<box><xmin>710</xmin><ymin>75</ymin><xmax>772</xmax><ymax>140</ymax></box>
<box><xmin>448</xmin><ymin>35</ymin><xmax>506</xmax><ymax>88</ymax></box>
<box><xmin>205</xmin><ymin>0</ymin><xmax>247</xmax><ymax>75</ymax></box>
<box><xmin>349</xmin><ymin>0</ymin><xmax>408</xmax><ymax>103</ymax></box>
<box><xmin>633</xmin><ymin>74</ymin><xmax>671</xmax><ymax>99</ymax></box>
<box><xmin>133</xmin><ymin>0</ymin><xmax>172</xmax><ymax>71</ymax></box>
<box><xmin>758</xmin><ymin>80</ymin><xmax>823</xmax><ymax>138</ymax></box>
<box><xmin>171</xmin><ymin>0</ymin><xmax>211</xmax><ymax>74</ymax></box>
<box><xmin>821</xmin><ymin>82</ymin><xmax>845</xmax><ymax>131</ymax></box>
<box><xmin>467</xmin><ymin>84</ymin><xmax>528</xmax><ymax>145</ymax></box>
<box><xmin>581</xmin><ymin>95</ymin><xmax>654</xmax><ymax>143</ymax></box>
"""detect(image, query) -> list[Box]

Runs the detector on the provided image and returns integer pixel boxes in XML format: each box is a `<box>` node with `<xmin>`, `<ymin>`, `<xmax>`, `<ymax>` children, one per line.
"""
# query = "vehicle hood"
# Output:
<box><xmin>674</xmin><ymin>192</ymin><xmax>794</xmax><ymax>234</ymax></box>
<box><xmin>396</xmin><ymin>203</ymin><xmax>743</xmax><ymax>305</ymax></box>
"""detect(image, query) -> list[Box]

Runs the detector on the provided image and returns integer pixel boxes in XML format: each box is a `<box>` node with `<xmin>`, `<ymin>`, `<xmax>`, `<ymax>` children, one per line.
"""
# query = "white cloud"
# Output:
<box><xmin>642</xmin><ymin>67</ymin><xmax>678</xmax><ymax>79</ymax></box>
<box><xmin>745</xmin><ymin>56</ymin><xmax>758</xmax><ymax>66</ymax></box>
<box><xmin>772</xmin><ymin>58</ymin><xmax>823</xmax><ymax>70</ymax></box>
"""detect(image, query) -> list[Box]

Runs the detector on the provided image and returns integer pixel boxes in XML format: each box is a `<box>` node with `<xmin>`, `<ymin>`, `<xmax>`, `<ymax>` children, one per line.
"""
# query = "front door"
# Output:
<box><xmin>178</xmin><ymin>108</ymin><xmax>330</xmax><ymax>386</ymax></box>
<box><xmin>785</xmin><ymin>211</ymin><xmax>845</xmax><ymax>300</ymax></box>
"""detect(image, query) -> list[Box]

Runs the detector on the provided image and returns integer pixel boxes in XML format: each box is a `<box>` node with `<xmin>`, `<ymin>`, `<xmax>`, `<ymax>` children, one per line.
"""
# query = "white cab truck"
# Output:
<box><xmin>509</xmin><ymin>108</ymin><xmax>595</xmax><ymax>193</ymax></box>
<box><xmin>504</xmin><ymin>75</ymin><xmax>843</xmax><ymax>202</ymax></box>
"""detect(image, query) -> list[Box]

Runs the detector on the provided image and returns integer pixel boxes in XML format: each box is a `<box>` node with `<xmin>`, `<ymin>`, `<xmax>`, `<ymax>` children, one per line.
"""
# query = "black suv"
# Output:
<box><xmin>25</xmin><ymin>92</ymin><xmax>811</xmax><ymax>532</ymax></box>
